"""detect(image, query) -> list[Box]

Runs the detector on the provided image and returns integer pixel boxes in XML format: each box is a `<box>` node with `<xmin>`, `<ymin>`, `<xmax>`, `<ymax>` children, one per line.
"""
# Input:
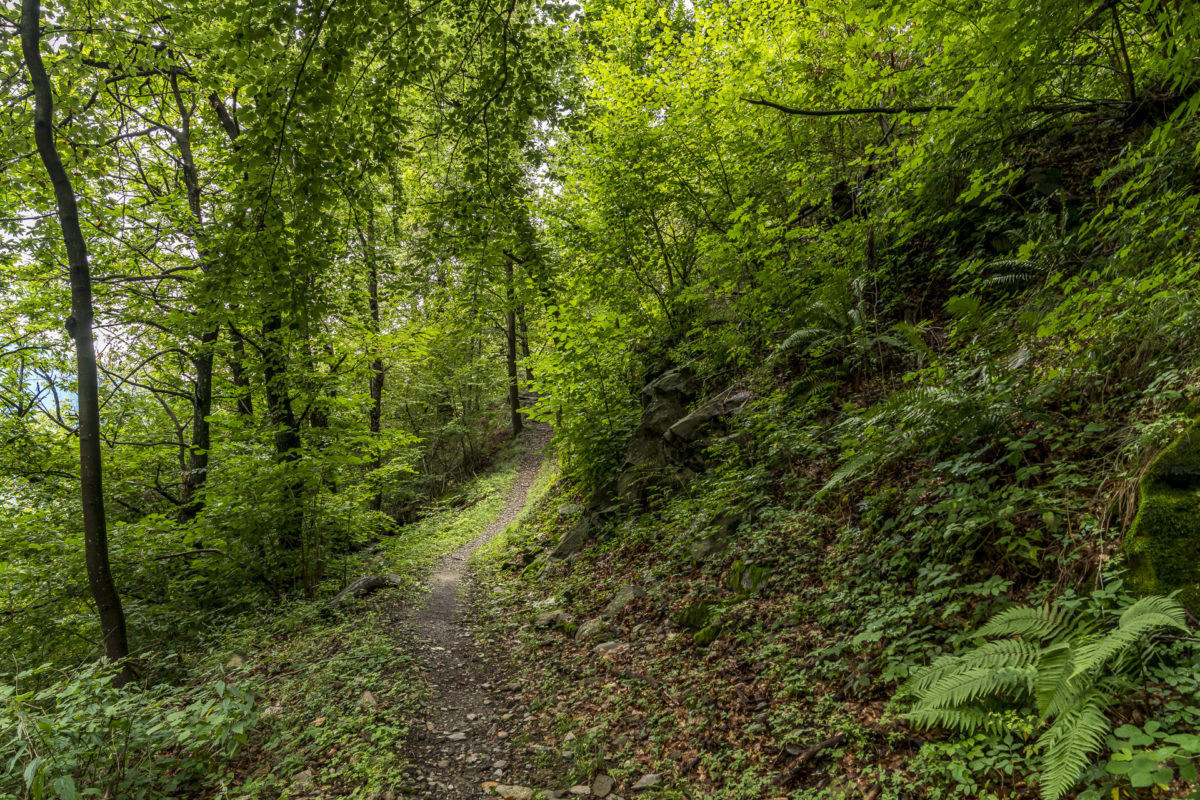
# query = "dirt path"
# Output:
<box><xmin>400</xmin><ymin>422</ymin><xmax>553</xmax><ymax>798</ymax></box>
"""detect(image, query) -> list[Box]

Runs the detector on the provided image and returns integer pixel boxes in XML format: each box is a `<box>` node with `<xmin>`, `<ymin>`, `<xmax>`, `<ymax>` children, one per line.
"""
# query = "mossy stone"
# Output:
<box><xmin>1123</xmin><ymin>418</ymin><xmax>1200</xmax><ymax>612</ymax></box>
<box><xmin>693</xmin><ymin>625</ymin><xmax>722</xmax><ymax>647</ymax></box>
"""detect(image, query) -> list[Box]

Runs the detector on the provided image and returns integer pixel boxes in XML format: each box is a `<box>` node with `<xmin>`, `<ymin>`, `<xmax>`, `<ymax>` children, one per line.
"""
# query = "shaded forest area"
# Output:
<box><xmin>2</xmin><ymin>0</ymin><xmax>1200</xmax><ymax>797</ymax></box>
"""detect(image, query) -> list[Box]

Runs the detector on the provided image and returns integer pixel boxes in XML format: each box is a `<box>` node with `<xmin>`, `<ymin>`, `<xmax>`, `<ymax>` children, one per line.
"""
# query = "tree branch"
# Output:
<box><xmin>741</xmin><ymin>97</ymin><xmax>955</xmax><ymax>116</ymax></box>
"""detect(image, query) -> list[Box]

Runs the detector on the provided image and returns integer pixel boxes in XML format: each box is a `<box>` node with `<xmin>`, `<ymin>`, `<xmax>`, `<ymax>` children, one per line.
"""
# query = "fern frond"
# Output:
<box><xmin>959</xmin><ymin>637</ymin><xmax>1042</xmax><ymax>672</ymax></box>
<box><xmin>977</xmin><ymin>604</ymin><xmax>1070</xmax><ymax>641</ymax></box>
<box><xmin>1068</xmin><ymin>597</ymin><xmax>1187</xmax><ymax>679</ymax></box>
<box><xmin>903</xmin><ymin>653</ymin><xmax>967</xmax><ymax>696</ymax></box>
<box><xmin>892</xmin><ymin>321</ymin><xmax>934</xmax><ymax>359</ymax></box>
<box><xmin>984</xmin><ymin>271</ymin><xmax>1037</xmax><ymax>286</ymax></box>
<box><xmin>1034</xmin><ymin>642</ymin><xmax>1075</xmax><ymax>719</ymax></box>
<box><xmin>905</xmin><ymin>704</ymin><xmax>1002</xmax><ymax>734</ymax></box>
<box><xmin>1036</xmin><ymin>694</ymin><xmax>1110</xmax><ymax>800</ymax></box>
<box><xmin>945</xmin><ymin>294</ymin><xmax>983</xmax><ymax>322</ymax></box>
<box><xmin>1117</xmin><ymin>595</ymin><xmax>1188</xmax><ymax>631</ymax></box>
<box><xmin>815</xmin><ymin>448</ymin><xmax>881</xmax><ymax>498</ymax></box>
<box><xmin>775</xmin><ymin>327</ymin><xmax>826</xmax><ymax>356</ymax></box>
<box><xmin>917</xmin><ymin>666</ymin><xmax>1033</xmax><ymax>710</ymax></box>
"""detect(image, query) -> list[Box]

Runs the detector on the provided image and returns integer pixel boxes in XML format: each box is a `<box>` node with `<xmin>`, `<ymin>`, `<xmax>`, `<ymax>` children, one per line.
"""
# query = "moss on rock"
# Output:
<box><xmin>1123</xmin><ymin>418</ymin><xmax>1200</xmax><ymax>612</ymax></box>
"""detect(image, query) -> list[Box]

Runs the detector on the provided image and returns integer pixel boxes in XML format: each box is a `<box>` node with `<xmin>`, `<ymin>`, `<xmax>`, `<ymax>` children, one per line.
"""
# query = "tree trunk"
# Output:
<box><xmin>229</xmin><ymin>323</ymin><xmax>255</xmax><ymax>416</ymax></box>
<box><xmin>518</xmin><ymin>306</ymin><xmax>534</xmax><ymax>383</ymax></box>
<box><xmin>262</xmin><ymin>314</ymin><xmax>304</xmax><ymax>556</ymax></box>
<box><xmin>181</xmin><ymin>330</ymin><xmax>216</xmax><ymax>521</ymax></box>
<box><xmin>366</xmin><ymin>216</ymin><xmax>384</xmax><ymax>512</ymax></box>
<box><xmin>21</xmin><ymin>0</ymin><xmax>131</xmax><ymax>684</ymax></box>
<box><xmin>504</xmin><ymin>258</ymin><xmax>522</xmax><ymax>437</ymax></box>
<box><xmin>172</xmin><ymin>86</ymin><xmax>217</xmax><ymax>522</ymax></box>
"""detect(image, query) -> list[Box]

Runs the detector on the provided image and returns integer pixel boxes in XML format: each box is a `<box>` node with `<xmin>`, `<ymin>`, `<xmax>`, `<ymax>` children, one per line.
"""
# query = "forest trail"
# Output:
<box><xmin>399</xmin><ymin>422</ymin><xmax>554</xmax><ymax>798</ymax></box>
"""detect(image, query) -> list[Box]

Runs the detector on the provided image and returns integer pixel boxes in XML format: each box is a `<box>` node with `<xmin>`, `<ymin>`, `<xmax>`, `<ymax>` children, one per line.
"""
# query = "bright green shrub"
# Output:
<box><xmin>1</xmin><ymin>664</ymin><xmax>258</xmax><ymax>800</ymax></box>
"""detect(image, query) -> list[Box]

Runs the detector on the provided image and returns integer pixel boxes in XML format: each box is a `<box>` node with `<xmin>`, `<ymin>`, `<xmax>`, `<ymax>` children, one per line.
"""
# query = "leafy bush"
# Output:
<box><xmin>1</xmin><ymin>663</ymin><xmax>257</xmax><ymax>800</ymax></box>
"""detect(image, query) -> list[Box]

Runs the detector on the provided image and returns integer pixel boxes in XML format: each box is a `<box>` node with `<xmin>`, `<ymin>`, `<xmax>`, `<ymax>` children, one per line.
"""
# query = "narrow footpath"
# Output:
<box><xmin>400</xmin><ymin>422</ymin><xmax>553</xmax><ymax>799</ymax></box>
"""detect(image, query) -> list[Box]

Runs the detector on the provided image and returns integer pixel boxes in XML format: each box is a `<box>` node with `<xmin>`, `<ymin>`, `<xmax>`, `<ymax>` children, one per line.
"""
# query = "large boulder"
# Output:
<box><xmin>602</xmin><ymin>584</ymin><xmax>647</xmax><ymax>619</ymax></box>
<box><xmin>575</xmin><ymin>618</ymin><xmax>615</xmax><ymax>642</ymax></box>
<box><xmin>618</xmin><ymin>369</ymin><xmax>752</xmax><ymax>504</ymax></box>
<box><xmin>550</xmin><ymin>517</ymin><xmax>591</xmax><ymax>560</ymax></box>
<box><xmin>1124</xmin><ymin>418</ymin><xmax>1200</xmax><ymax>612</ymax></box>
<box><xmin>665</xmin><ymin>389</ymin><xmax>753</xmax><ymax>446</ymax></box>
<box><xmin>663</xmin><ymin>388</ymin><xmax>753</xmax><ymax>468</ymax></box>
<box><xmin>617</xmin><ymin>368</ymin><xmax>697</xmax><ymax>504</ymax></box>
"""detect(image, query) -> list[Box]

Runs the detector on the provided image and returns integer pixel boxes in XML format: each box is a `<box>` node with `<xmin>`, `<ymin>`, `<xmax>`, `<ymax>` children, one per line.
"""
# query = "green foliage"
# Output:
<box><xmin>904</xmin><ymin>591</ymin><xmax>1190</xmax><ymax>800</ymax></box>
<box><xmin>907</xmin><ymin>716</ymin><xmax>1038</xmax><ymax>800</ymax></box>
<box><xmin>1104</xmin><ymin>721</ymin><xmax>1200</xmax><ymax>795</ymax></box>
<box><xmin>0</xmin><ymin>663</ymin><xmax>257</xmax><ymax>800</ymax></box>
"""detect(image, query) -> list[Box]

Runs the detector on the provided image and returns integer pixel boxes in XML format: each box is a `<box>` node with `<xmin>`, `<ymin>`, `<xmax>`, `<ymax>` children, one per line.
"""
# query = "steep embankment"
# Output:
<box><xmin>465</xmin><ymin>359</ymin><xmax>1200</xmax><ymax>800</ymax></box>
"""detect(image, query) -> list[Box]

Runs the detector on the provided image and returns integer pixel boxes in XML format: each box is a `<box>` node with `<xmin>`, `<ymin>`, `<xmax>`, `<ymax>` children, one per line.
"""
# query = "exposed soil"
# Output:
<box><xmin>399</xmin><ymin>422</ymin><xmax>554</xmax><ymax>798</ymax></box>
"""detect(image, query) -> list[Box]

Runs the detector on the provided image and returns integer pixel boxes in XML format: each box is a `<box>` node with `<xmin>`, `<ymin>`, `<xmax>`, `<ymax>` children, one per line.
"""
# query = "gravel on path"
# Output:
<box><xmin>400</xmin><ymin>422</ymin><xmax>554</xmax><ymax>798</ymax></box>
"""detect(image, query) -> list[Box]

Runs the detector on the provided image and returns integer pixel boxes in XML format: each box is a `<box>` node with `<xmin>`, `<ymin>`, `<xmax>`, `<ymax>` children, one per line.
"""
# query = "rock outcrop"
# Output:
<box><xmin>1124</xmin><ymin>417</ymin><xmax>1200</xmax><ymax>612</ymax></box>
<box><xmin>549</xmin><ymin>367</ymin><xmax>752</xmax><ymax>560</ymax></box>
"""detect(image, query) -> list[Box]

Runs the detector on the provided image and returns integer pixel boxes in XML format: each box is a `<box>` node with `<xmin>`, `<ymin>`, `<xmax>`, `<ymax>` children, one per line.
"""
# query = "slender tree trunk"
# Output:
<box><xmin>366</xmin><ymin>216</ymin><xmax>384</xmax><ymax>512</ymax></box>
<box><xmin>172</xmin><ymin>85</ymin><xmax>217</xmax><ymax>522</ymax></box>
<box><xmin>518</xmin><ymin>306</ymin><xmax>534</xmax><ymax>383</ymax></box>
<box><xmin>205</xmin><ymin>90</ymin><xmax>256</xmax><ymax>421</ymax></box>
<box><xmin>180</xmin><ymin>330</ymin><xmax>216</xmax><ymax>521</ymax></box>
<box><xmin>504</xmin><ymin>258</ymin><xmax>522</xmax><ymax>437</ymax></box>
<box><xmin>21</xmin><ymin>0</ymin><xmax>130</xmax><ymax>683</ymax></box>
<box><xmin>229</xmin><ymin>323</ymin><xmax>255</xmax><ymax>416</ymax></box>
<box><xmin>262</xmin><ymin>314</ymin><xmax>304</xmax><ymax>557</ymax></box>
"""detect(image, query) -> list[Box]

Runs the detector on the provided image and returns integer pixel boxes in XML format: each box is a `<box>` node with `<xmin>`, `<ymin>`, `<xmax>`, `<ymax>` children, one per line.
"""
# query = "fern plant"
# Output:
<box><xmin>772</xmin><ymin>271</ymin><xmax>902</xmax><ymax>368</ymax></box>
<box><xmin>903</xmin><ymin>594</ymin><xmax>1189</xmax><ymax>800</ymax></box>
<box><xmin>814</xmin><ymin>382</ymin><xmax>1019</xmax><ymax>499</ymax></box>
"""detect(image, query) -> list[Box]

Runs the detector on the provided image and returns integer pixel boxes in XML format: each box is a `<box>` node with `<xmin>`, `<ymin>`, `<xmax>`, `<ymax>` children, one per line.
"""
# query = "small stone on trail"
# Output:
<box><xmin>535</xmin><ymin>609</ymin><xmax>574</xmax><ymax>628</ymax></box>
<box><xmin>447</xmin><ymin>731</ymin><xmax>467</xmax><ymax>741</ymax></box>
<box><xmin>593</xmin><ymin>641</ymin><xmax>626</xmax><ymax>655</ymax></box>
<box><xmin>592</xmin><ymin>775</ymin><xmax>615</xmax><ymax>797</ymax></box>
<box><xmin>632</xmin><ymin>774</ymin><xmax>662</xmax><ymax>791</ymax></box>
<box><xmin>569</xmin><ymin>785</ymin><xmax>591</xmax><ymax>795</ymax></box>
<box><xmin>291</xmin><ymin>769</ymin><xmax>314</xmax><ymax>792</ymax></box>
<box><xmin>575</xmin><ymin>618</ymin><xmax>614</xmax><ymax>642</ymax></box>
<box><xmin>493</xmin><ymin>786</ymin><xmax>534</xmax><ymax>800</ymax></box>
<box><xmin>602</xmin><ymin>584</ymin><xmax>647</xmax><ymax>619</ymax></box>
